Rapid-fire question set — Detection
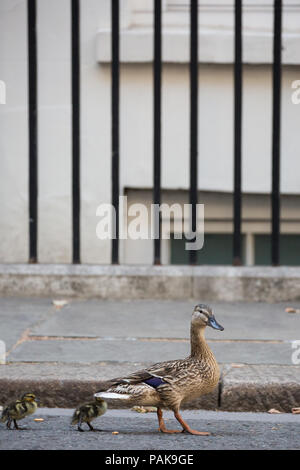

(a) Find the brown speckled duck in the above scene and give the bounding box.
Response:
[95,304,224,435]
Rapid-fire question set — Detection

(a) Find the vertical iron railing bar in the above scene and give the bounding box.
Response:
[189,0,198,265]
[28,0,38,263]
[153,0,162,265]
[233,0,242,266]
[111,0,120,264]
[271,0,282,266]
[71,0,81,264]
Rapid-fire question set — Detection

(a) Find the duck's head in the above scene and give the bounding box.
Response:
[21,393,38,403]
[192,304,224,331]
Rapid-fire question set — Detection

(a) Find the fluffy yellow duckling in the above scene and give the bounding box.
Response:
[0,393,39,430]
[71,397,107,432]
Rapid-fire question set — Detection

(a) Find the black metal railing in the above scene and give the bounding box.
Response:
[233,0,242,266]
[153,0,162,266]
[26,0,283,266]
[271,0,282,267]
[27,0,38,264]
[71,0,81,264]
[111,0,120,265]
[189,0,199,266]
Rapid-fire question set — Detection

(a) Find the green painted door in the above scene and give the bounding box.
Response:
[171,234,246,265]
[255,234,300,265]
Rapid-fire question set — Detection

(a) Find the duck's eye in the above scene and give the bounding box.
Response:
[198,312,207,322]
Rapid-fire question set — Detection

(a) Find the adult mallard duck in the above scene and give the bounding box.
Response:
[95,304,224,435]
[0,393,39,430]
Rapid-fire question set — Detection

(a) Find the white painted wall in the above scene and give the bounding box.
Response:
[80,0,111,264]
[0,0,28,262]
[0,0,299,263]
[38,0,72,263]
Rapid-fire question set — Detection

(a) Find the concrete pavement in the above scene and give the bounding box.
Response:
[0,298,300,411]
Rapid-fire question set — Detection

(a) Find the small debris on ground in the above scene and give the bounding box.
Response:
[112,431,119,435]
[34,418,44,422]
[285,307,300,314]
[231,363,245,368]
[292,408,300,414]
[131,406,157,413]
[52,300,69,310]
[268,408,282,414]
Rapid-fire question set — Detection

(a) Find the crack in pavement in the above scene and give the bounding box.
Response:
[25,336,287,343]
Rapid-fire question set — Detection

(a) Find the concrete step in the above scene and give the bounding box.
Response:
[0,363,299,413]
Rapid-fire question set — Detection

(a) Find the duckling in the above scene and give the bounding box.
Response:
[71,397,107,432]
[95,304,224,435]
[0,393,39,430]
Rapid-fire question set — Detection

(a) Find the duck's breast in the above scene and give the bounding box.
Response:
[181,358,220,401]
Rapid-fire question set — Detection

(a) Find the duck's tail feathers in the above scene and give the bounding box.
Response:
[95,377,132,393]
[0,409,8,422]
[94,392,131,400]
[71,409,81,425]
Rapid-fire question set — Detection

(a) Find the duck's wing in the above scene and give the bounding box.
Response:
[96,359,188,392]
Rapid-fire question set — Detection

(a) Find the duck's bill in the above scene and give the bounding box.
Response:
[208,316,224,331]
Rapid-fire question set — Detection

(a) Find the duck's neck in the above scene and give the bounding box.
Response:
[190,324,212,358]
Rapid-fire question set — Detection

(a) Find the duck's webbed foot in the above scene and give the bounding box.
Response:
[157,408,182,434]
[77,419,85,432]
[87,422,94,431]
[87,422,102,432]
[174,411,210,436]
[13,420,27,430]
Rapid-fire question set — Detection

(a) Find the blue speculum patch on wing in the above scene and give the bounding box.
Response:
[143,377,165,388]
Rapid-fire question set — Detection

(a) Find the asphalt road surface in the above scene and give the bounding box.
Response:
[0,409,299,450]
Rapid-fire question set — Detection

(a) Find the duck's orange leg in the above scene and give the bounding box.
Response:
[174,411,210,436]
[157,408,182,434]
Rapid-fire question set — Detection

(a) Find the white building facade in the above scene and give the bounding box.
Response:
[0,0,300,266]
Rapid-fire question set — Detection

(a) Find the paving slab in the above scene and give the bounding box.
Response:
[30,300,195,339]
[7,338,297,365]
[0,298,52,350]
[29,300,300,341]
